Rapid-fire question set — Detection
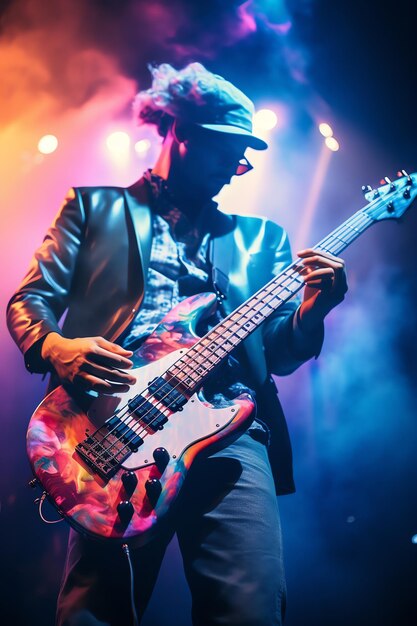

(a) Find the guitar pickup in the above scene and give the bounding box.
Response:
[128,395,168,431]
[148,377,188,412]
[106,416,144,450]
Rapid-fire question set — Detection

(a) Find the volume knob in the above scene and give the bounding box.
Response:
[153,447,170,472]
[145,478,162,504]
[117,500,134,524]
[122,471,138,496]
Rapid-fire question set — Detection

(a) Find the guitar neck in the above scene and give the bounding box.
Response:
[168,207,374,392]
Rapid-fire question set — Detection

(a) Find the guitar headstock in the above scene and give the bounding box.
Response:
[362,170,417,222]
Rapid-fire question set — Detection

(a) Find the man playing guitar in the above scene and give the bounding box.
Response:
[7,62,347,626]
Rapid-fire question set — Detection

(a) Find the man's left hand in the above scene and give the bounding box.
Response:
[296,248,348,331]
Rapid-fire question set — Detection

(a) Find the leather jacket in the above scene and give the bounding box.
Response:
[7,178,324,494]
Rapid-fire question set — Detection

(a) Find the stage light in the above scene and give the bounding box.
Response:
[106,131,130,153]
[319,122,333,138]
[38,134,58,154]
[134,139,151,155]
[325,136,340,152]
[411,534,417,544]
[254,109,278,131]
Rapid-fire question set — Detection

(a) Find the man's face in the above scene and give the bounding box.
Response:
[174,125,251,198]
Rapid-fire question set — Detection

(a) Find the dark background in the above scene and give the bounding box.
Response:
[1,1,416,625]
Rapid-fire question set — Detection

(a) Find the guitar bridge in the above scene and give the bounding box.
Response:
[75,417,143,481]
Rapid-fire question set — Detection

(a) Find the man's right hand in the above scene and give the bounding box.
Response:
[41,333,136,394]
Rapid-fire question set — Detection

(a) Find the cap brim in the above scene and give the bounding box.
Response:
[197,123,268,150]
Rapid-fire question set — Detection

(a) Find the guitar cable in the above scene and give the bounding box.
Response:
[35,493,138,624]
[122,543,140,626]
[36,491,64,524]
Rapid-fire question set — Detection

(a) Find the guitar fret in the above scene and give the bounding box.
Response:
[193,354,210,365]
[278,286,293,296]
[347,224,360,232]
[164,204,384,392]
[277,276,301,289]
[212,345,227,357]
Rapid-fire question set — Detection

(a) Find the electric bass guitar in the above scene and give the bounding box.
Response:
[27,172,416,544]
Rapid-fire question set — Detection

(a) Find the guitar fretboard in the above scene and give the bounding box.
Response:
[168,207,374,392]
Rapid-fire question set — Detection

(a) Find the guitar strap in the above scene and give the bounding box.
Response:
[209,232,233,301]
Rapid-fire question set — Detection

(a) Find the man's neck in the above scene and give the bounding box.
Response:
[168,181,210,220]
[149,171,211,222]
[151,132,213,221]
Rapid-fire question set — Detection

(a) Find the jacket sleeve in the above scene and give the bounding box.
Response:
[6,188,86,373]
[261,227,324,376]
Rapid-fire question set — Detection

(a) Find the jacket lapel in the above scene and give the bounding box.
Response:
[124,180,153,290]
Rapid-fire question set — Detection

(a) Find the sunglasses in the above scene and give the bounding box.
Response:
[235,156,254,176]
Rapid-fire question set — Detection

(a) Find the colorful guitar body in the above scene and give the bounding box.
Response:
[27,292,255,544]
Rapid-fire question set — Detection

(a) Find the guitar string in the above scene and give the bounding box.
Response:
[85,265,306,467]
[90,178,406,457]
[91,178,408,465]
[87,208,374,467]
[86,207,375,467]
[86,208,375,466]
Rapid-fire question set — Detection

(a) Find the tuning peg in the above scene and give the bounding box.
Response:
[362,185,372,195]
[383,176,396,192]
[403,187,411,199]
[398,170,413,185]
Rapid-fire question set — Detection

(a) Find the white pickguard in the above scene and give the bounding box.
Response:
[87,349,240,471]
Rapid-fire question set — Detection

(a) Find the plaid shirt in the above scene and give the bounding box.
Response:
[122,171,213,350]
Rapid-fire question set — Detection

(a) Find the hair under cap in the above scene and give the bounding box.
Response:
[133,62,267,150]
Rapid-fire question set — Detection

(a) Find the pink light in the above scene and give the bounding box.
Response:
[237,1,257,34]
